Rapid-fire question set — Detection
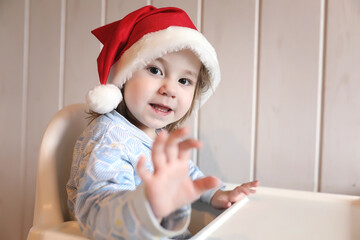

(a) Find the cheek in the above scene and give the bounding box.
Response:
[124,89,144,109]
[123,80,148,104]
[180,91,195,112]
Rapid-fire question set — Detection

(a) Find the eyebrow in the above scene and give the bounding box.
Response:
[184,69,199,78]
[154,57,199,78]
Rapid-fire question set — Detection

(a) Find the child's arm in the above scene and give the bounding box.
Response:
[136,127,220,219]
[69,122,208,239]
[210,180,259,209]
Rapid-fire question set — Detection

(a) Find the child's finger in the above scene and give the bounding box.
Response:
[178,139,202,161]
[239,180,259,193]
[228,191,246,203]
[227,186,249,202]
[193,176,220,195]
[248,188,257,194]
[164,127,189,162]
[136,156,152,183]
[242,180,260,188]
[228,181,259,202]
[152,131,168,170]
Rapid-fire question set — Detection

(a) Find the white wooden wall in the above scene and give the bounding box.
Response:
[1,0,359,239]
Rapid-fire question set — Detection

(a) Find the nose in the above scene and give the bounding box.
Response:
[159,80,176,98]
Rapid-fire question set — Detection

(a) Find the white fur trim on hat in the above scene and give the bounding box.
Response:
[108,26,221,109]
[86,84,122,114]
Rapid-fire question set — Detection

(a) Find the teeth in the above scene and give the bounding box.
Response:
[152,104,170,112]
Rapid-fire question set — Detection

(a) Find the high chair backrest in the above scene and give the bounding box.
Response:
[32,103,87,229]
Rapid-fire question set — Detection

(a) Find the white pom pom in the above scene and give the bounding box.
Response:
[86,84,122,114]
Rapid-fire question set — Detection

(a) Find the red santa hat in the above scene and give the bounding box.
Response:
[87,5,221,114]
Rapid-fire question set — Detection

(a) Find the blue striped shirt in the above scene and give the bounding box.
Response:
[66,110,215,239]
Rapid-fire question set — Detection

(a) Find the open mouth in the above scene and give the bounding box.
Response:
[150,104,173,113]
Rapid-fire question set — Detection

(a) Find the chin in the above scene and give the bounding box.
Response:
[143,122,167,131]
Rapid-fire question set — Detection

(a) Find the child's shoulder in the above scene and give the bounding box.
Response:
[87,110,151,145]
[88,110,128,136]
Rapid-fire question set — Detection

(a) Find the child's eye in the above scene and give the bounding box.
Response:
[178,78,191,86]
[147,66,163,76]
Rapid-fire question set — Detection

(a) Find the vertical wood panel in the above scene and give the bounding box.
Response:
[250,0,261,181]
[0,1,25,239]
[313,0,327,193]
[199,0,256,183]
[63,0,102,106]
[152,0,198,24]
[321,0,360,195]
[256,0,321,190]
[24,0,63,236]
[106,0,148,23]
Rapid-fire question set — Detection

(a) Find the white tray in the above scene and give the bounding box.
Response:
[190,186,360,240]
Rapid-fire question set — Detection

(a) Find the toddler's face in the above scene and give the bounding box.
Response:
[123,49,201,138]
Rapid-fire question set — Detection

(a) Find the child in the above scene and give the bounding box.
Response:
[66,5,259,240]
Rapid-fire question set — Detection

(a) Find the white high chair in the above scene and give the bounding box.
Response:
[27,103,224,240]
[26,103,360,240]
[27,103,89,240]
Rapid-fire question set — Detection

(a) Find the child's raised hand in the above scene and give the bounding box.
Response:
[136,127,220,219]
[210,180,259,209]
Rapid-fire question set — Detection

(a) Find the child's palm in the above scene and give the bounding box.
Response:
[136,128,219,218]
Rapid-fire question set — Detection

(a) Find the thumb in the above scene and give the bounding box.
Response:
[193,176,220,194]
[136,156,152,183]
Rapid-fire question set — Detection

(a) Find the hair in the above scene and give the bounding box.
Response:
[87,64,211,133]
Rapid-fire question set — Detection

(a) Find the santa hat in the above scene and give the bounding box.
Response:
[87,5,221,114]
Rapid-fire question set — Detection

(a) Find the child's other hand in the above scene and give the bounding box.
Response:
[210,180,259,209]
[136,127,220,219]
